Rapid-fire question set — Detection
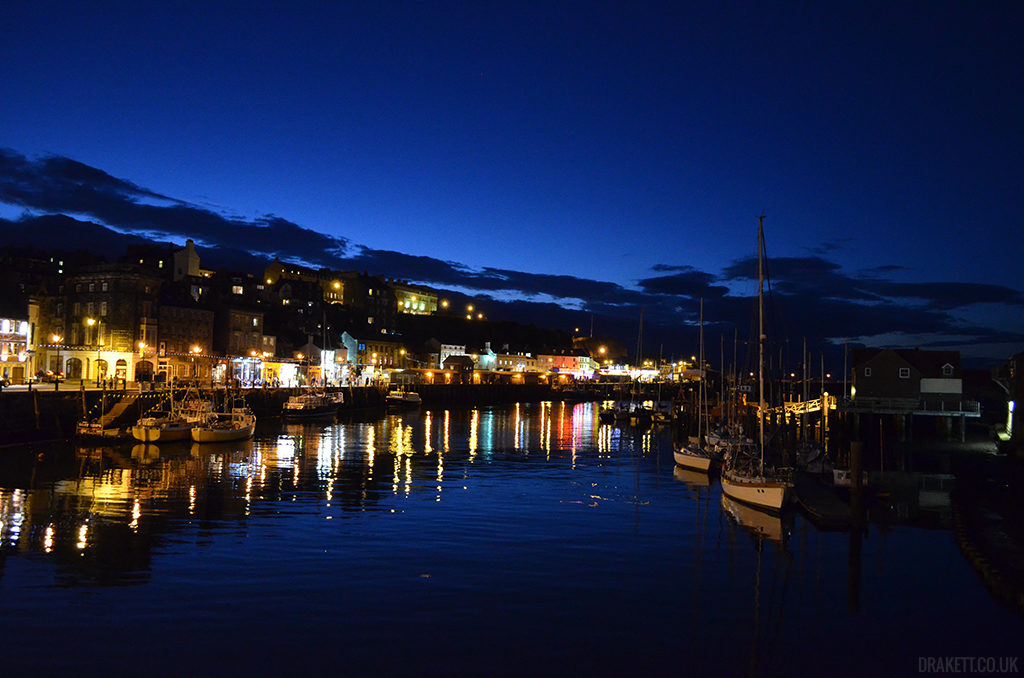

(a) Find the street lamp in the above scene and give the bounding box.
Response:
[85,318,98,382]
[191,345,202,381]
[51,334,63,384]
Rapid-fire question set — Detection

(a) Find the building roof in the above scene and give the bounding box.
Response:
[851,348,961,377]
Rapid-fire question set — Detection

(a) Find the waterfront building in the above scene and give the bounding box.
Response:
[536,349,598,379]
[31,263,165,382]
[157,298,214,383]
[469,342,497,371]
[0,317,31,384]
[495,351,540,373]
[847,348,979,441]
[442,354,476,384]
[341,331,407,384]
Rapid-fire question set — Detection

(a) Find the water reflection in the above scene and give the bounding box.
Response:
[0,396,1021,673]
[1,403,626,567]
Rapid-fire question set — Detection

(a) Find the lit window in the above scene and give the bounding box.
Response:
[232,285,243,295]
[252,318,258,327]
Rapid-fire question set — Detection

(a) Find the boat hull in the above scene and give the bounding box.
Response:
[720,471,791,513]
[132,424,192,443]
[673,448,712,472]
[191,424,255,443]
[282,405,337,420]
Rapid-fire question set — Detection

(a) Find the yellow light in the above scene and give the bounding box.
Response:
[466,314,472,320]
[296,353,304,360]
[192,345,202,353]
[477,313,483,319]
[441,300,449,308]
[52,334,62,343]
[467,304,474,312]
[86,318,96,326]
[266,278,272,284]
[333,281,340,289]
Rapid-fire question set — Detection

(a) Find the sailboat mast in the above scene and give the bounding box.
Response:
[698,298,704,440]
[758,216,766,475]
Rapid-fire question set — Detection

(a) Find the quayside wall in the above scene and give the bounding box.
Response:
[0,383,590,445]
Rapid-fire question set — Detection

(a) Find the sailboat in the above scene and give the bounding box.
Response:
[132,385,213,442]
[673,299,716,472]
[719,217,794,512]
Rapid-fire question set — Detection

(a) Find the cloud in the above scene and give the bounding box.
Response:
[2,148,1022,365]
[0,148,351,267]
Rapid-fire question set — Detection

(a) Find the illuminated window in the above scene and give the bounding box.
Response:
[232,285,243,295]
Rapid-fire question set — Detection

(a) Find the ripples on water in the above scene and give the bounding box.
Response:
[0,401,1020,677]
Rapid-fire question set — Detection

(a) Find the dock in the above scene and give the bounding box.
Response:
[794,472,852,529]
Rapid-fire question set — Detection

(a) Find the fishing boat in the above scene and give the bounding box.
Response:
[282,390,343,419]
[674,299,717,472]
[385,388,422,408]
[132,387,214,442]
[719,217,794,513]
[191,398,256,443]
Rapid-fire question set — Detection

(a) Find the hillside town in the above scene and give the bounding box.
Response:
[0,240,655,390]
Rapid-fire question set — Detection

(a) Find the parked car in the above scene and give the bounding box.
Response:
[34,370,64,383]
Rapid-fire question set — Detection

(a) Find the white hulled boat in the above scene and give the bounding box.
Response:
[385,388,422,407]
[132,387,213,442]
[192,398,255,443]
[719,217,794,513]
[673,299,716,472]
[282,390,343,419]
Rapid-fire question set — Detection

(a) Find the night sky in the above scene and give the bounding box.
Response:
[2,1,1023,366]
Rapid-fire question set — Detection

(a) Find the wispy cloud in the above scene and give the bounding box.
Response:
[2,148,1021,364]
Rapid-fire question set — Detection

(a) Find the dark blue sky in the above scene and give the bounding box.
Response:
[2,1,1023,364]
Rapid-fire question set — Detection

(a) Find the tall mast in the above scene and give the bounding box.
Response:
[758,216,766,475]
[698,298,704,440]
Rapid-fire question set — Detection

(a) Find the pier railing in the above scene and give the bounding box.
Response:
[838,396,981,417]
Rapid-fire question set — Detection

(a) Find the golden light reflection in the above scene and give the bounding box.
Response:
[514,403,521,451]
[436,442,444,501]
[44,524,54,553]
[130,498,141,531]
[189,485,196,515]
[404,454,412,496]
[424,411,433,454]
[469,409,479,460]
[367,426,376,477]
[443,410,450,454]
[77,522,89,550]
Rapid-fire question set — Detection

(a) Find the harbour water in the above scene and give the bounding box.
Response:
[1,401,1020,676]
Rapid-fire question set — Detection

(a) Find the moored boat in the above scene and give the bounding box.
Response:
[385,389,422,407]
[718,218,794,514]
[191,401,255,443]
[282,391,343,419]
[132,387,213,442]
